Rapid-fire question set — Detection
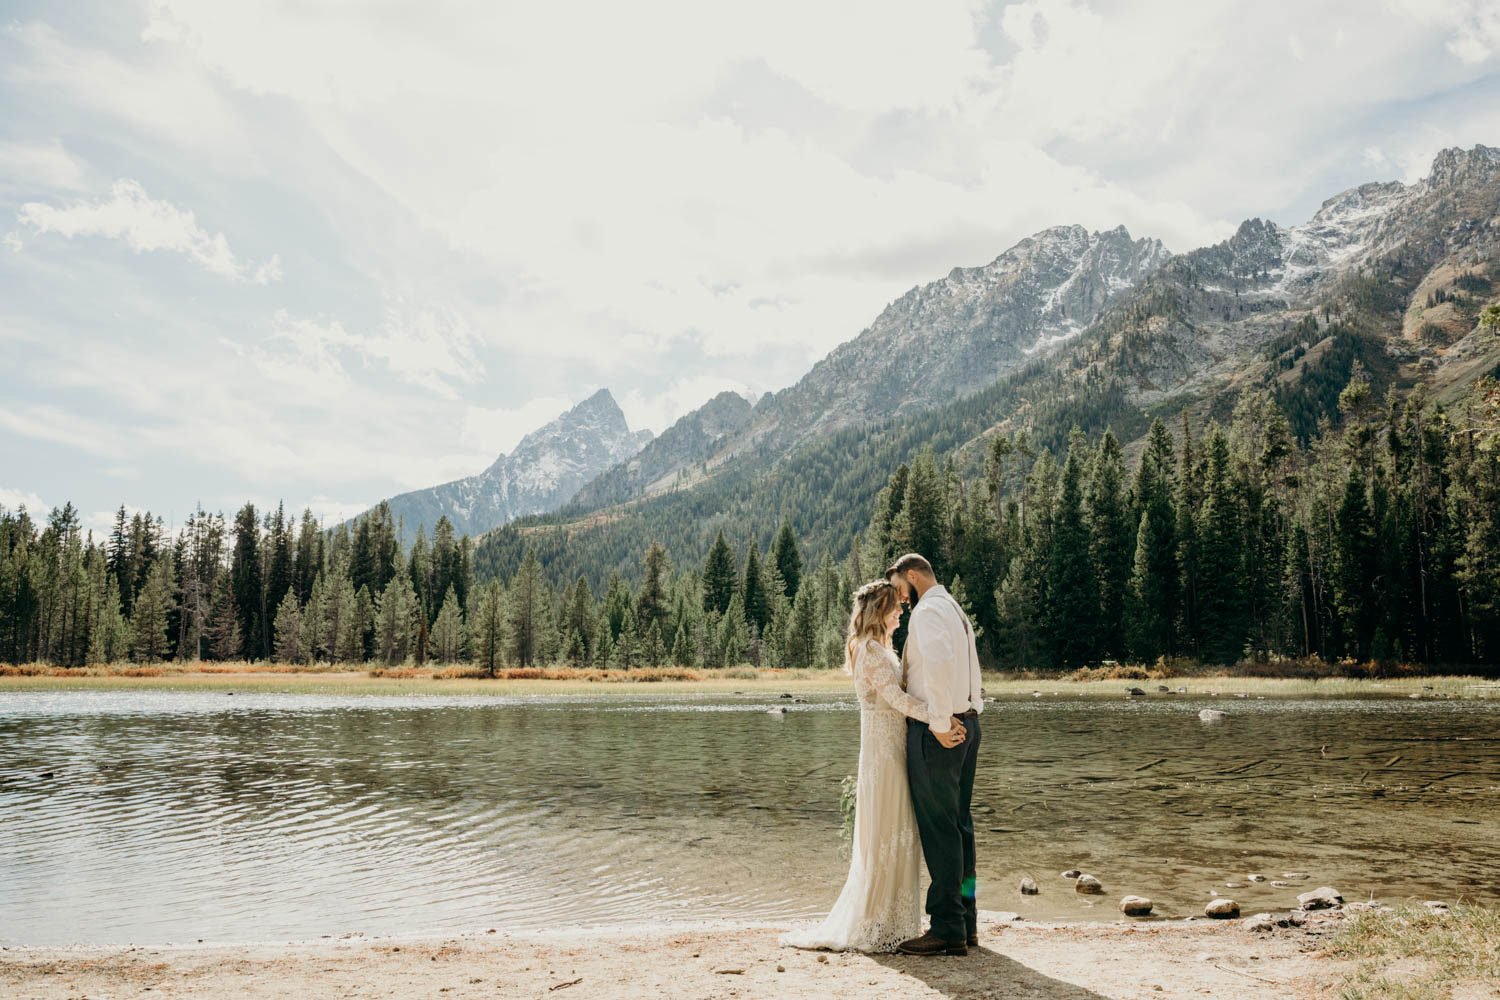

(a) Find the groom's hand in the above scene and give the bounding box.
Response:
[935,721,966,748]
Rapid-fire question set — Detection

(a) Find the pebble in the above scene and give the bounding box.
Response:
[776,965,785,973]
[817,955,828,964]
[1062,870,1082,879]
[1120,895,1153,916]
[1243,913,1276,932]
[1157,685,1170,692]
[1020,877,1039,895]
[1247,874,1266,883]
[1205,899,1240,919]
[1281,873,1310,880]
[1225,882,1245,889]
[1270,880,1290,888]
[1075,874,1105,894]
[1297,887,1343,911]
[1274,911,1308,928]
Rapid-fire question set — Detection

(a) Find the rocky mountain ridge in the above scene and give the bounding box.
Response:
[363,388,652,541]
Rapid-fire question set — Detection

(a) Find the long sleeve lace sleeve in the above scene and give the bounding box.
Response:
[857,640,944,729]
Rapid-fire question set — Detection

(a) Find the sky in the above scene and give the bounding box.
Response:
[4,0,1500,536]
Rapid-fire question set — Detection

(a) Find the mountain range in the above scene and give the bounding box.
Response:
[365,145,1500,570]
[368,389,651,540]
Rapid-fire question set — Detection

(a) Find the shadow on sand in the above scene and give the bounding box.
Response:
[872,946,1111,1000]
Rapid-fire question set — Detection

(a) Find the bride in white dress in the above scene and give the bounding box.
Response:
[781,580,965,953]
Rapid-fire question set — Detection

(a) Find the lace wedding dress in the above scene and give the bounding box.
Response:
[780,638,946,952]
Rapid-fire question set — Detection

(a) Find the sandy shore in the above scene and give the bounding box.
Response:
[2,912,1347,1000]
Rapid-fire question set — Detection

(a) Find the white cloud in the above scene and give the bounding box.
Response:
[17,179,281,282]
[0,137,87,190]
[2,232,20,252]
[1389,0,1500,63]
[7,1,1500,529]
[0,487,48,515]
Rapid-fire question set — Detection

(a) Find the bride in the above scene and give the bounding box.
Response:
[781,580,965,953]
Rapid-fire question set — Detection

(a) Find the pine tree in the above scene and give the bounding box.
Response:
[375,572,416,665]
[299,573,328,662]
[670,621,694,667]
[1197,428,1247,664]
[702,529,737,614]
[230,503,262,660]
[90,572,132,663]
[1333,464,1379,658]
[636,541,671,638]
[474,580,506,675]
[508,549,544,666]
[784,584,819,669]
[771,518,804,598]
[273,586,306,664]
[563,577,595,662]
[1086,430,1132,658]
[1125,419,1178,661]
[431,586,466,664]
[130,558,175,663]
[718,594,749,667]
[741,540,771,634]
[616,606,639,668]
[1046,439,1100,667]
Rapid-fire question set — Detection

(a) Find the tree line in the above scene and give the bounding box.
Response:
[863,372,1500,669]
[5,368,1499,671]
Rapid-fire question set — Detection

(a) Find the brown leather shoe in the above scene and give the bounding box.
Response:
[896,931,967,956]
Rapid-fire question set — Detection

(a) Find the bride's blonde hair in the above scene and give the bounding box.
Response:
[843,580,901,674]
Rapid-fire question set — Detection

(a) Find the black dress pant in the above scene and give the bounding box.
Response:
[906,714,980,941]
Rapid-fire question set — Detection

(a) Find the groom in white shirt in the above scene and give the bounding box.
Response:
[885,552,984,956]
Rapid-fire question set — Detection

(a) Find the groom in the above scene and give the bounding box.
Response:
[885,553,984,957]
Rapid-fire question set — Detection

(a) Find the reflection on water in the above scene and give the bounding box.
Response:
[1,689,1497,945]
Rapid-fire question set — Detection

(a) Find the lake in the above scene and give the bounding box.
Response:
[1,688,1497,946]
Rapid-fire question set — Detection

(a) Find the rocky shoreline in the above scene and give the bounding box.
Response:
[2,911,1346,1000]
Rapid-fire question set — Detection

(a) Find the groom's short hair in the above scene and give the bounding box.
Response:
[885,553,933,580]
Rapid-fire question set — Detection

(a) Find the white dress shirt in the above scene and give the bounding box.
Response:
[902,584,983,735]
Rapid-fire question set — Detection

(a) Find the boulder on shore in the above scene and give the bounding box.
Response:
[1119,895,1153,916]
[1019,877,1039,895]
[1243,913,1276,932]
[1297,887,1343,911]
[1205,899,1240,919]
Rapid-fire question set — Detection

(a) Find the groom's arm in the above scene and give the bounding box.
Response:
[909,604,957,736]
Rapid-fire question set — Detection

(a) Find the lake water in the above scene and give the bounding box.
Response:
[1,689,1498,946]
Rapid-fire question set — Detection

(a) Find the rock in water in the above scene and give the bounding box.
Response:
[1020,877,1039,895]
[1205,899,1240,919]
[1120,895,1153,916]
[1281,872,1310,880]
[1247,874,1266,882]
[1075,874,1104,894]
[1127,687,1147,697]
[1061,869,1082,879]
[1199,709,1228,721]
[766,707,787,715]
[1157,685,1170,692]
[1243,913,1275,933]
[1297,887,1343,910]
